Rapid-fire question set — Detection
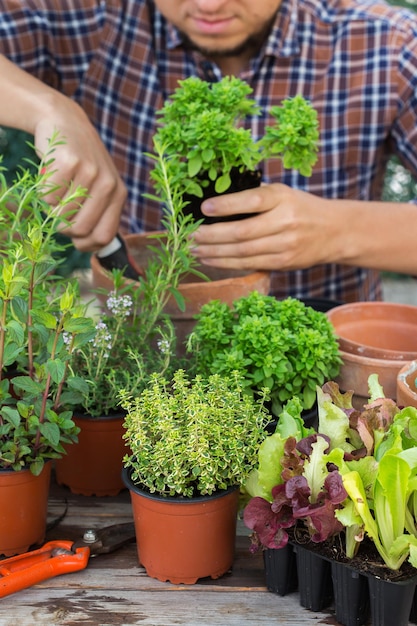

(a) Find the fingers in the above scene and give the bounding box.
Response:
[200,183,285,220]
[34,103,125,251]
[42,163,126,252]
[65,183,127,251]
[193,233,286,271]
[192,184,334,272]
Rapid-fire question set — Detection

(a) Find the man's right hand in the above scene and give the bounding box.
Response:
[0,54,125,252]
[34,96,126,252]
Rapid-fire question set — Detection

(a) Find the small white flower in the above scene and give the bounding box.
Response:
[106,291,133,318]
[157,339,170,355]
[92,320,113,352]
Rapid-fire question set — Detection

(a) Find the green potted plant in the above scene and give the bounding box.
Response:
[120,368,270,584]
[186,291,342,422]
[90,75,319,334]
[0,135,96,555]
[56,143,205,496]
[152,75,319,223]
[242,375,417,626]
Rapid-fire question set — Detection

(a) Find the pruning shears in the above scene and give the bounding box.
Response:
[0,521,136,598]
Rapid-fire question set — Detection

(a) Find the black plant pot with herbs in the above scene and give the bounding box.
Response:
[150,75,319,229]
[182,167,262,224]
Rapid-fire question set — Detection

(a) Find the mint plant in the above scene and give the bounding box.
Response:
[152,75,319,199]
[0,135,97,474]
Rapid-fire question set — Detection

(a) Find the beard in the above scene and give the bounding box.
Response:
[179,15,277,63]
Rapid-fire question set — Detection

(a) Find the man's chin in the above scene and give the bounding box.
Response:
[181,32,255,60]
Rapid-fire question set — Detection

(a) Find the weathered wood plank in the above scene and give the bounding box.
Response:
[0,587,337,626]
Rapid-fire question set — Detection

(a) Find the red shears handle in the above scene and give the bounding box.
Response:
[0,540,90,598]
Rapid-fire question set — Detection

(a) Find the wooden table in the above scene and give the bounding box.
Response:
[0,473,375,625]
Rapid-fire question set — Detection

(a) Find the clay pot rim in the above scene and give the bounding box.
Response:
[336,337,417,361]
[91,231,271,293]
[122,466,238,503]
[338,347,413,369]
[397,359,417,388]
[327,301,417,359]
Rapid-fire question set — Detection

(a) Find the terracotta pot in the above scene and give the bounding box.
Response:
[90,232,271,348]
[397,360,417,408]
[123,467,239,584]
[0,462,51,557]
[327,302,417,359]
[55,413,127,497]
[326,302,417,405]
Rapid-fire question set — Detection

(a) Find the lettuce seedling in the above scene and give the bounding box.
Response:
[243,396,313,501]
[340,448,417,570]
[244,433,347,551]
[317,374,400,459]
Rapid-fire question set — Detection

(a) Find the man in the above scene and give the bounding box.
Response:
[0,0,417,302]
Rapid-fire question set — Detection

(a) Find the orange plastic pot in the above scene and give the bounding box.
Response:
[90,232,271,349]
[123,467,239,584]
[55,413,128,497]
[327,302,417,405]
[0,462,51,557]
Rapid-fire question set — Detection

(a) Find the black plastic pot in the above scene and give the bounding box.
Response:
[331,560,369,626]
[298,297,343,313]
[182,167,262,224]
[293,544,333,611]
[409,588,417,624]
[367,571,417,626]
[263,545,298,596]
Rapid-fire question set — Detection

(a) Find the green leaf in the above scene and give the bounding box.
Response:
[188,154,203,178]
[202,148,215,163]
[29,457,45,476]
[31,309,57,330]
[169,287,186,313]
[12,376,43,395]
[39,421,61,447]
[45,358,66,384]
[6,319,25,345]
[63,317,96,334]
[0,406,21,428]
[214,173,232,194]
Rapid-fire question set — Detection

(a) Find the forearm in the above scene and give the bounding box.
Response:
[193,185,417,276]
[326,198,417,276]
[0,53,66,133]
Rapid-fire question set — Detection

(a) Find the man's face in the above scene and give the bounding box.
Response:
[154,0,281,59]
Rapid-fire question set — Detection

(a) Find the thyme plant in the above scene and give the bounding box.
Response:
[69,139,207,416]
[121,369,270,498]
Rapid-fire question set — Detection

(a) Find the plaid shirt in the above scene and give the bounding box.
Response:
[1,0,417,302]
